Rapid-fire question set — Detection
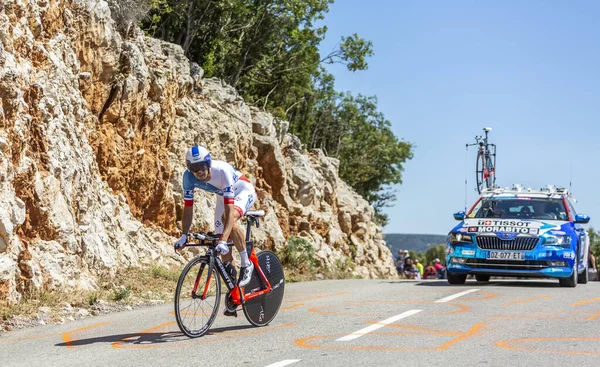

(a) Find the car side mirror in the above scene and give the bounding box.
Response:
[453,211,466,221]
[574,214,590,224]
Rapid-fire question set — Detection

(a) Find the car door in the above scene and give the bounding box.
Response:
[568,198,588,269]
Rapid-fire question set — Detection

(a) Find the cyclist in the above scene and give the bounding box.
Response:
[174,145,256,288]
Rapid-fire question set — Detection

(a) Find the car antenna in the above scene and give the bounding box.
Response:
[569,159,573,194]
[464,144,468,212]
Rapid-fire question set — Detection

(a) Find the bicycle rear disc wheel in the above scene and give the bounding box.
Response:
[174,257,221,338]
[242,250,285,327]
[475,152,485,194]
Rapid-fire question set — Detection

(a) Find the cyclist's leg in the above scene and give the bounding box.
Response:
[214,196,235,263]
[231,182,256,252]
[232,184,257,286]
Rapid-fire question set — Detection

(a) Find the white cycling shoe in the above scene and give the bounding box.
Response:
[238,262,254,287]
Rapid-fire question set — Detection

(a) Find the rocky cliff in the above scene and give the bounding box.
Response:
[0,0,395,305]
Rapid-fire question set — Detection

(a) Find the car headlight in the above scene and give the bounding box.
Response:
[543,235,571,247]
[449,233,473,244]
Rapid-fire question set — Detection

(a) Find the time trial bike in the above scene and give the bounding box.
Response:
[466,127,496,194]
[174,210,285,338]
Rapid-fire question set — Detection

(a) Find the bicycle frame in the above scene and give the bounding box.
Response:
[187,215,273,307]
[467,127,497,193]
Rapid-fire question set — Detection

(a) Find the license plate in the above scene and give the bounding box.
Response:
[487,251,525,260]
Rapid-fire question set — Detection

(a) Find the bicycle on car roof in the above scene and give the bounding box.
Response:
[466,127,497,194]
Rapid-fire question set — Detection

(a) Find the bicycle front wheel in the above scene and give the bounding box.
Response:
[174,257,221,338]
[242,250,285,327]
[475,151,485,194]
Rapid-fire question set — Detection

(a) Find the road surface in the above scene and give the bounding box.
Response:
[2,278,599,366]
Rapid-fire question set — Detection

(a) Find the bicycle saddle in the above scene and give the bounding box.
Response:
[246,210,265,217]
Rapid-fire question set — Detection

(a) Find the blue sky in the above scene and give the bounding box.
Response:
[317,0,600,235]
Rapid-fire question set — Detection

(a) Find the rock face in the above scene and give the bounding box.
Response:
[0,0,395,304]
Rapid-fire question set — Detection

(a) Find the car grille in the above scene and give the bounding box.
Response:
[465,258,549,271]
[475,236,539,251]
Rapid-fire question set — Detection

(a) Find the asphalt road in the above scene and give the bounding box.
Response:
[2,278,600,367]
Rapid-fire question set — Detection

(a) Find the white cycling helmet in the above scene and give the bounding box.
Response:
[185,145,211,172]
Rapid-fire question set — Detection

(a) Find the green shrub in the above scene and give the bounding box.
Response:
[113,287,132,301]
[281,237,316,273]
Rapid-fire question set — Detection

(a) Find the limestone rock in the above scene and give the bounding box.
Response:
[0,0,395,304]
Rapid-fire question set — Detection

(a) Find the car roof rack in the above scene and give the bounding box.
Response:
[481,184,572,198]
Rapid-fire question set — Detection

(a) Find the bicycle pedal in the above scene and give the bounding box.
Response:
[223,309,238,318]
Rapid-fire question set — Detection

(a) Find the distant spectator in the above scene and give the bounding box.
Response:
[395,249,405,276]
[403,251,412,278]
[589,249,598,281]
[414,259,424,277]
[424,266,437,279]
[433,258,446,279]
[404,256,417,279]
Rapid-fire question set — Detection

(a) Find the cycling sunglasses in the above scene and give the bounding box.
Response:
[187,160,210,173]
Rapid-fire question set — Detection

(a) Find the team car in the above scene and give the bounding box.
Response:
[446,185,591,287]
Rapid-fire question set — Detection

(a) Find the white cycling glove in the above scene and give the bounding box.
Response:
[174,234,187,250]
[215,240,229,255]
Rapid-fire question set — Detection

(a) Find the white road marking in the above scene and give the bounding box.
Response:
[435,288,480,303]
[336,309,422,342]
[264,360,301,367]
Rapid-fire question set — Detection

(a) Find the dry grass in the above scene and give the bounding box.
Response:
[0,260,361,327]
[0,264,183,323]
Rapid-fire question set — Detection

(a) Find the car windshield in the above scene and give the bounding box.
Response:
[469,197,568,221]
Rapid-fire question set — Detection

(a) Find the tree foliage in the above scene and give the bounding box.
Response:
[588,227,600,258]
[139,0,413,225]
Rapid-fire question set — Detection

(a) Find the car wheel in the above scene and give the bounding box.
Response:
[559,256,577,288]
[578,264,588,284]
[447,272,467,285]
[475,275,490,282]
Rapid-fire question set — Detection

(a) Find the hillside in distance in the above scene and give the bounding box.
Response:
[384,233,448,255]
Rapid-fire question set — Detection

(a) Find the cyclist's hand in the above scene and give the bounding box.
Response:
[174,234,187,250]
[215,240,229,255]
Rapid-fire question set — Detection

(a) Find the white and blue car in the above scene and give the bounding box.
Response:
[446,185,591,287]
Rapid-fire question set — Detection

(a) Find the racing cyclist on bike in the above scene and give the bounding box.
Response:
[174,145,256,289]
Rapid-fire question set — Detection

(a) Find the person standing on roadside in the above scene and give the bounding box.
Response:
[395,249,405,276]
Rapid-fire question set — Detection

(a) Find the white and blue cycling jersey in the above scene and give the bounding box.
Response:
[183,160,256,234]
[183,160,251,206]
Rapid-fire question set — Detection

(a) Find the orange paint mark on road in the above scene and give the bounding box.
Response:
[387,324,461,336]
[295,322,486,351]
[490,315,585,321]
[497,337,600,355]
[285,292,348,303]
[295,333,428,351]
[436,322,485,350]
[460,291,497,301]
[308,307,372,317]
[61,322,110,349]
[572,298,600,307]
[431,303,469,315]
[502,295,552,306]
[280,303,303,310]
[493,309,598,320]
[587,313,600,321]
[309,302,467,317]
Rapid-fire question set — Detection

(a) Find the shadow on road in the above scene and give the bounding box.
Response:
[382,279,562,288]
[54,324,257,347]
[412,280,561,288]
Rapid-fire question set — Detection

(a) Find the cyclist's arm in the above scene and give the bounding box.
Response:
[182,172,194,235]
[182,205,193,234]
